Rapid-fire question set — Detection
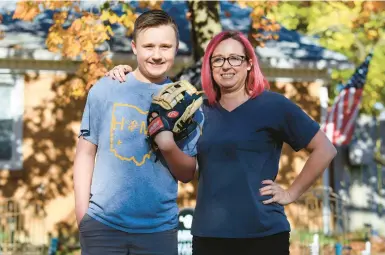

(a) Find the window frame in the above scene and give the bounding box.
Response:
[0,71,23,170]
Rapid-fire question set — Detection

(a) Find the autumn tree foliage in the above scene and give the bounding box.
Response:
[11,1,137,98]
[236,1,280,47]
[6,1,385,114]
[8,1,281,98]
[268,1,385,114]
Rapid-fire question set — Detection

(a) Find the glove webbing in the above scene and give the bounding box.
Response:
[152,83,193,110]
[173,97,203,133]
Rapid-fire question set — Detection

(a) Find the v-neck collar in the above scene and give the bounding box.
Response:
[217,97,253,113]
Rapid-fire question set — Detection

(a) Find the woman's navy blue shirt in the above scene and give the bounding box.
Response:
[191,90,320,238]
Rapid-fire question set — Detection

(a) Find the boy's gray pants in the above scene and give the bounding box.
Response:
[79,214,178,255]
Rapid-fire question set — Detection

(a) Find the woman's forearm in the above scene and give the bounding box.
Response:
[288,132,337,201]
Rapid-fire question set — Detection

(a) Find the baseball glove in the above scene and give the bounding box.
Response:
[147,80,203,149]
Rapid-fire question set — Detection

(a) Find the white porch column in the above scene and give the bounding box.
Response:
[319,80,331,235]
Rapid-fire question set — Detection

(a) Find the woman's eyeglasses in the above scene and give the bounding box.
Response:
[210,55,246,67]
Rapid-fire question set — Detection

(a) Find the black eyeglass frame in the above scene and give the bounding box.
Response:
[210,55,247,67]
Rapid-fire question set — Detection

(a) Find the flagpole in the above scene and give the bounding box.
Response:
[320,51,373,236]
[320,82,331,235]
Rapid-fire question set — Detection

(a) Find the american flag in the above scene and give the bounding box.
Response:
[322,52,373,146]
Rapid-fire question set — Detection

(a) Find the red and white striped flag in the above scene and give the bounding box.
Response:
[322,52,373,146]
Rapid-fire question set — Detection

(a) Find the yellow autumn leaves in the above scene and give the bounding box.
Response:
[11,1,140,99]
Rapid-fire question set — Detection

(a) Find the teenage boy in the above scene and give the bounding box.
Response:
[73,10,201,255]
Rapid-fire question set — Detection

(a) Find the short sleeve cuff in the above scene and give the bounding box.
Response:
[79,129,98,146]
[292,121,320,151]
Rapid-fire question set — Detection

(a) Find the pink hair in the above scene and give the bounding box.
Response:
[201,31,269,105]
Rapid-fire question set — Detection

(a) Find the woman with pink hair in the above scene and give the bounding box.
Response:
[106,31,336,254]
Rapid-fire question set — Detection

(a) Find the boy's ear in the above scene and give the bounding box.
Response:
[131,40,137,55]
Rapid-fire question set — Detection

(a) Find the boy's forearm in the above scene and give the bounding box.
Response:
[159,143,196,183]
[73,140,96,224]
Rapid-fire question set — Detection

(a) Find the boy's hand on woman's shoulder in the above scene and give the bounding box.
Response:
[105,65,133,82]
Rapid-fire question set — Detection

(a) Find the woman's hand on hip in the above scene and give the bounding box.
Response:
[259,180,294,205]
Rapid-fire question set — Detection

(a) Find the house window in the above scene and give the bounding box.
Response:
[0,72,23,170]
[0,85,13,160]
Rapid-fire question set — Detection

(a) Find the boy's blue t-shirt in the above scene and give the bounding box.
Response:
[191,91,320,238]
[79,73,202,233]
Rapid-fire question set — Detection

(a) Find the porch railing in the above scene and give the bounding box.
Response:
[0,199,47,255]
